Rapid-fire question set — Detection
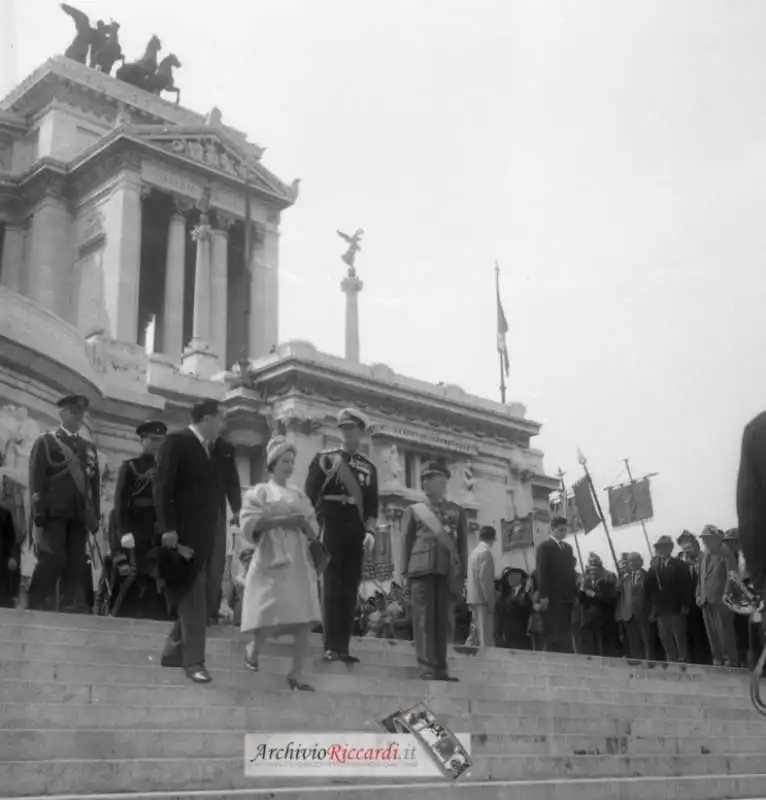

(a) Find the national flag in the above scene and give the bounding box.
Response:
[608,478,654,528]
[572,477,601,534]
[495,263,510,377]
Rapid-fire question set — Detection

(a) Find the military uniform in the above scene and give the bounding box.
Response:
[27,395,100,612]
[400,461,468,680]
[110,421,169,620]
[305,408,379,662]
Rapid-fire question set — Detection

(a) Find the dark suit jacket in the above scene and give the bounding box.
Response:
[737,411,766,588]
[210,438,242,517]
[696,550,736,607]
[535,538,577,604]
[0,507,20,603]
[645,557,690,615]
[28,429,100,524]
[154,429,236,564]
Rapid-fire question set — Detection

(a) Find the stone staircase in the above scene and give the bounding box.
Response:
[2,610,766,800]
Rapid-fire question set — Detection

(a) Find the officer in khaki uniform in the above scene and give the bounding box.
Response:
[27,394,100,612]
[400,460,468,681]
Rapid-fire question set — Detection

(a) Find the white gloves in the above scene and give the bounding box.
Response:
[363,532,375,553]
[121,533,136,550]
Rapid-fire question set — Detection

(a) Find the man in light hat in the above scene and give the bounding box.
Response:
[27,394,100,612]
[645,535,691,663]
[400,460,468,680]
[696,525,739,667]
[305,407,379,663]
[110,421,168,620]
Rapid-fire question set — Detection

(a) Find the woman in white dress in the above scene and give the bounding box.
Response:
[239,436,322,691]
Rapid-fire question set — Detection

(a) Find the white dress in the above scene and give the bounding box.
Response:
[239,479,321,635]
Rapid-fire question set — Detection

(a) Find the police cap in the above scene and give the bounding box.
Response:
[57,394,90,411]
[337,407,369,430]
[420,460,451,480]
[136,420,168,438]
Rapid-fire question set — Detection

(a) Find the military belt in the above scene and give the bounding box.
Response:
[323,494,357,505]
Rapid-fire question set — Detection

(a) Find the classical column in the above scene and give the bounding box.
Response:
[0,223,24,292]
[181,188,217,377]
[100,172,145,342]
[161,197,190,359]
[341,267,364,364]
[210,212,233,369]
[27,194,72,317]
[248,223,279,359]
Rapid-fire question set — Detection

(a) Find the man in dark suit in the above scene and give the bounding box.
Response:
[400,460,468,681]
[27,394,100,612]
[154,399,227,683]
[617,552,654,660]
[305,408,379,664]
[0,505,20,608]
[535,516,577,653]
[645,535,691,663]
[206,435,242,625]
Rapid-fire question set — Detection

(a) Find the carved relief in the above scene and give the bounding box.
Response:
[168,136,254,181]
[87,337,148,390]
[0,404,41,488]
[380,444,403,486]
[216,211,236,232]
[460,462,476,497]
[171,194,194,215]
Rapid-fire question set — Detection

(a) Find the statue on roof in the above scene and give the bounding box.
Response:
[116,35,162,92]
[60,4,124,75]
[337,228,364,271]
[60,3,95,64]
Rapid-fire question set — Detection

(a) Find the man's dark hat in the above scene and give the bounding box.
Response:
[136,420,167,438]
[502,565,528,579]
[57,394,90,411]
[654,534,674,548]
[420,460,451,480]
[677,530,697,546]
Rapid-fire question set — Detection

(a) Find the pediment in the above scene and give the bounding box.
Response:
[132,128,295,201]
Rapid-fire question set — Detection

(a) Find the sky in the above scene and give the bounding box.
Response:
[4,0,766,565]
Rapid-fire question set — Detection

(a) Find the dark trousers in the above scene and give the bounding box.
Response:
[410,574,450,673]
[687,605,712,665]
[544,601,574,653]
[28,518,88,611]
[161,561,208,668]
[657,612,688,662]
[321,522,363,655]
[701,603,739,666]
[625,615,655,660]
[206,511,227,624]
[113,573,170,621]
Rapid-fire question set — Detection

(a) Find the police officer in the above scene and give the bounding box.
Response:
[27,394,100,612]
[110,420,168,619]
[305,408,378,663]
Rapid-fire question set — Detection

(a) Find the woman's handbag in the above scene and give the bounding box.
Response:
[308,538,331,574]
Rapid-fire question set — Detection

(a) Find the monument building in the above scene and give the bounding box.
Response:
[0,53,556,591]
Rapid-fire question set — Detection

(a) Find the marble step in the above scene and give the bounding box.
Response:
[0,639,748,698]
[3,753,766,795]
[0,657,754,709]
[7,727,760,761]
[6,700,766,738]
[12,776,766,800]
[0,678,752,722]
[0,608,740,678]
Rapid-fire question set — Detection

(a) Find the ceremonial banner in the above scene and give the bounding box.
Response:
[500,514,533,552]
[572,477,601,534]
[566,495,584,534]
[608,478,654,528]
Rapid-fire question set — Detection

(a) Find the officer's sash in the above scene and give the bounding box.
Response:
[411,502,463,596]
[322,453,365,526]
[44,434,98,532]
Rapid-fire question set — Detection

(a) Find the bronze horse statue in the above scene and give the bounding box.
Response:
[148,54,182,105]
[115,35,162,92]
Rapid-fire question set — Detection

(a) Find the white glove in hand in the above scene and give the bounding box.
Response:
[363,532,375,552]
[219,600,234,625]
[121,533,136,550]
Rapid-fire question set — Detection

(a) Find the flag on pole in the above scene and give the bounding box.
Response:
[608,478,654,528]
[572,477,601,534]
[495,262,510,376]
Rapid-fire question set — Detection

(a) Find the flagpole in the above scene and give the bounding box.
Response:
[557,468,584,573]
[624,458,653,561]
[495,262,507,405]
[577,451,620,573]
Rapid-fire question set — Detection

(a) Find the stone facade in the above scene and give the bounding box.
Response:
[0,56,556,585]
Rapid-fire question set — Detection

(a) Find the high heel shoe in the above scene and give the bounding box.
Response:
[244,646,259,671]
[287,676,315,691]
